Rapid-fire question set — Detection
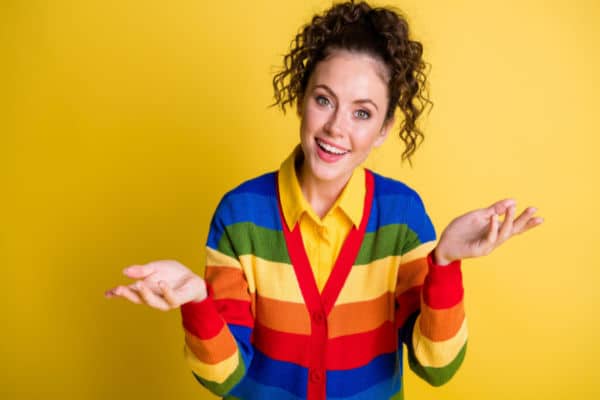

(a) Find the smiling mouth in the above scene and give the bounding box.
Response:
[316,138,350,155]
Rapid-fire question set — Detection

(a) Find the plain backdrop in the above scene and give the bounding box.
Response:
[2,0,599,399]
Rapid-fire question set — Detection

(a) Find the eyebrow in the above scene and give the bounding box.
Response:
[313,84,379,111]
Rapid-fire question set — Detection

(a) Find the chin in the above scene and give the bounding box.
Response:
[309,160,350,184]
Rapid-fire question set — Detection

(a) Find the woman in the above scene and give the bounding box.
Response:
[105,2,543,399]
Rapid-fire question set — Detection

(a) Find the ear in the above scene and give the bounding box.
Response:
[373,116,395,148]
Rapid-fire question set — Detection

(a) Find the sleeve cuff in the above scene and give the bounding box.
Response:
[423,249,464,309]
[180,285,225,340]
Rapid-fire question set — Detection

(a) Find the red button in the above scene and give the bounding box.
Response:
[310,368,323,383]
[312,310,325,325]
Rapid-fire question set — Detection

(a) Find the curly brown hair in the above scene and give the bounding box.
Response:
[272,0,432,165]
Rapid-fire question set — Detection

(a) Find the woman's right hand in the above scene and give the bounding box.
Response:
[104,260,207,311]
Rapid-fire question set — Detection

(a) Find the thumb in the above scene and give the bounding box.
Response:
[123,264,154,279]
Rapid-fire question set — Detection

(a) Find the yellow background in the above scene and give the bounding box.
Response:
[2,0,599,399]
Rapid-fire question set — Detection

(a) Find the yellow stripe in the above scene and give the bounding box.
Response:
[400,241,436,264]
[412,315,468,368]
[184,344,240,384]
[238,254,304,303]
[206,247,241,270]
[337,255,401,304]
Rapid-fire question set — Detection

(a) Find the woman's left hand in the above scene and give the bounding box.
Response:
[433,198,544,265]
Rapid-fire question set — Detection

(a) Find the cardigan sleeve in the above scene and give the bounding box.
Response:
[396,194,467,387]
[179,196,255,396]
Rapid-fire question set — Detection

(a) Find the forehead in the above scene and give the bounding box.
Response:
[307,50,389,102]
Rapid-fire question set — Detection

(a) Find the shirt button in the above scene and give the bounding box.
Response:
[310,368,323,383]
[312,310,325,325]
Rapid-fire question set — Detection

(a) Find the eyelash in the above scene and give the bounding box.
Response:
[315,95,371,120]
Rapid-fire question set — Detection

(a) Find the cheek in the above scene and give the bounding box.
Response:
[301,107,327,134]
[352,127,381,150]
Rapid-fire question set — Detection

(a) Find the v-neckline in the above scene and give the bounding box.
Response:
[276,170,375,317]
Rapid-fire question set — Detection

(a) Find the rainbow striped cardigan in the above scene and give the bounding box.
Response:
[180,170,467,400]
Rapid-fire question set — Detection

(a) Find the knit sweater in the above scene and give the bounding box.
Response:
[180,169,467,400]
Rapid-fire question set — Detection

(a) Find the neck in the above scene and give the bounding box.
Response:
[297,162,351,219]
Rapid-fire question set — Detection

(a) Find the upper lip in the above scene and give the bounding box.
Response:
[316,137,350,152]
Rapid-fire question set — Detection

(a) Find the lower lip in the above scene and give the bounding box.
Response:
[316,141,348,163]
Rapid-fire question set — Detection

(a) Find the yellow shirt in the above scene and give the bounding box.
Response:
[277,146,365,292]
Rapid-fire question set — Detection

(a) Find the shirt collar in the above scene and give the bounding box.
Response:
[278,145,365,230]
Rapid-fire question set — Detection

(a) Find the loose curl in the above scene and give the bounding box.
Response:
[272,0,433,165]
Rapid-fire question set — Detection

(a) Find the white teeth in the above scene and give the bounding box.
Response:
[316,139,348,155]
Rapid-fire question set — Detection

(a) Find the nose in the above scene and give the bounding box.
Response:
[324,109,345,137]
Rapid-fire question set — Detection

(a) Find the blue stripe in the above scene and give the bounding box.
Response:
[244,350,308,398]
[228,172,277,197]
[327,352,399,396]
[371,171,416,197]
[230,376,304,400]
[329,375,401,400]
[206,192,283,249]
[367,176,436,242]
[229,325,253,368]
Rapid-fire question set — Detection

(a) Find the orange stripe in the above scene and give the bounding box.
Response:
[418,301,465,341]
[205,266,250,301]
[184,326,237,364]
[396,257,428,295]
[255,295,311,335]
[329,293,395,338]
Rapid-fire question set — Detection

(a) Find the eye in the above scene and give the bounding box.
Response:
[354,109,371,120]
[315,95,330,106]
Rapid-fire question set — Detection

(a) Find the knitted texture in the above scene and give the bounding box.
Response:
[180,170,466,400]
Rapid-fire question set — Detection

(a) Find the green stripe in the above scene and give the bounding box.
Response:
[356,224,421,264]
[407,342,467,387]
[218,222,291,263]
[192,352,246,396]
[390,386,404,400]
[219,222,423,266]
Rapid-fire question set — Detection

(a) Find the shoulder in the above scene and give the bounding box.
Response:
[211,171,281,230]
[369,169,425,206]
[223,171,278,199]
[366,170,434,238]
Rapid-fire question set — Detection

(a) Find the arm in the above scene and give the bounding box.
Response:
[398,196,543,386]
[396,195,467,386]
[180,197,255,396]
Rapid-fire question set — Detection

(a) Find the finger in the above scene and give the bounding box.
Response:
[123,264,155,279]
[487,198,516,216]
[107,285,143,304]
[159,281,181,307]
[482,213,499,254]
[497,205,516,243]
[135,281,172,311]
[521,216,544,233]
[513,206,537,234]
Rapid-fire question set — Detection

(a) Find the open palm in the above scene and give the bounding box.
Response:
[104,260,206,310]
[434,198,544,265]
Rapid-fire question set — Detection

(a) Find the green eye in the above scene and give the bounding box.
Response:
[316,96,329,106]
[355,110,370,119]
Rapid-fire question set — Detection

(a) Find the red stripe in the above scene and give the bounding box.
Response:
[423,251,464,309]
[326,321,397,369]
[252,322,310,366]
[395,285,422,329]
[252,321,396,370]
[180,296,225,340]
[213,298,254,328]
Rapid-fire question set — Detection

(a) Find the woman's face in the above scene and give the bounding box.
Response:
[298,50,394,187]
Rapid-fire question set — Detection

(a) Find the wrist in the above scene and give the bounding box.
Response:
[191,279,208,303]
[433,247,453,266]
